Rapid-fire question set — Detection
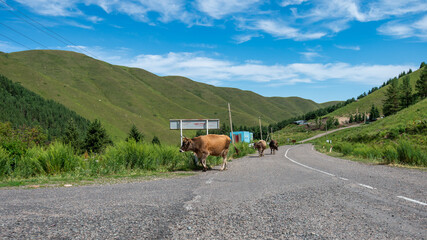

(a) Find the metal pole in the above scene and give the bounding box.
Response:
[259,117,263,140]
[180,119,183,146]
[206,119,209,135]
[228,103,234,144]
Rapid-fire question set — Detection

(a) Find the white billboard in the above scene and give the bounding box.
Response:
[169,119,220,130]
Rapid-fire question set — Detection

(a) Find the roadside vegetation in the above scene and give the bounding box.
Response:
[0,137,255,187]
[272,63,427,168]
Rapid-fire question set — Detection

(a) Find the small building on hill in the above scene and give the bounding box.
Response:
[294,120,308,125]
[230,131,253,143]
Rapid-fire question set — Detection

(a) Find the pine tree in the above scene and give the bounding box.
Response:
[63,118,80,151]
[415,67,427,99]
[399,76,413,109]
[369,104,380,121]
[152,136,161,145]
[383,79,400,116]
[126,124,144,142]
[349,115,354,123]
[83,119,112,153]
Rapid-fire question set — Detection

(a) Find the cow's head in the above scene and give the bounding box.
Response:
[180,137,193,152]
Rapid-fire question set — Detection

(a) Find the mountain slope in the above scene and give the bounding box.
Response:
[327,69,421,118]
[0,50,333,144]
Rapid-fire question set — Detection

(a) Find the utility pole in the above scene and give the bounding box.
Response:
[259,116,263,140]
[228,103,234,144]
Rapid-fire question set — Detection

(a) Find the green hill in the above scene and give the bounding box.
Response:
[326,69,421,118]
[0,74,90,139]
[312,99,427,166]
[0,50,332,144]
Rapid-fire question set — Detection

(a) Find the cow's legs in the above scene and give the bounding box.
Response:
[199,152,208,172]
[220,149,229,171]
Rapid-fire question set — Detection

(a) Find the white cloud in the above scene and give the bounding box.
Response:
[13,0,427,41]
[195,0,261,19]
[241,19,326,40]
[15,0,82,16]
[335,45,360,50]
[124,51,415,86]
[233,33,261,44]
[299,51,321,61]
[280,0,307,8]
[378,15,427,40]
[0,40,27,52]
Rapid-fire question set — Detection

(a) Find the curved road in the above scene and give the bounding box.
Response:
[1,144,426,239]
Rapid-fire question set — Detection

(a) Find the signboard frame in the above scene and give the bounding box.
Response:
[169,119,220,146]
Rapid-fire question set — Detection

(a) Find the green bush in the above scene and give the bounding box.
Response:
[102,140,194,173]
[396,140,426,166]
[335,142,353,155]
[0,147,11,178]
[38,142,83,174]
[382,145,398,164]
[14,147,45,178]
[352,144,382,160]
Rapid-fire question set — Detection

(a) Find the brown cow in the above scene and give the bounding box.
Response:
[180,134,232,172]
[269,140,279,155]
[253,140,267,157]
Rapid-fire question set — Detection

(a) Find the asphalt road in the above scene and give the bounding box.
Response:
[1,144,426,239]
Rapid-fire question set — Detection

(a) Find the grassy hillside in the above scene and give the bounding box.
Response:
[0,50,331,145]
[326,69,421,118]
[0,74,90,139]
[312,99,427,166]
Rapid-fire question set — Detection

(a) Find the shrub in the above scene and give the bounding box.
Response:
[0,147,11,178]
[396,140,426,166]
[38,142,83,174]
[102,141,194,173]
[382,145,398,164]
[335,142,353,155]
[14,147,45,178]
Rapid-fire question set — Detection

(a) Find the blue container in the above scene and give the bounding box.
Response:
[230,131,253,143]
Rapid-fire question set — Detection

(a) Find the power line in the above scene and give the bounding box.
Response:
[0,22,50,49]
[0,0,99,59]
[0,32,31,50]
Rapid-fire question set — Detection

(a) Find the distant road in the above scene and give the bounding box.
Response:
[299,124,361,143]
[0,144,425,239]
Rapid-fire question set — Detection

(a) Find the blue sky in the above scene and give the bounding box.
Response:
[0,0,426,103]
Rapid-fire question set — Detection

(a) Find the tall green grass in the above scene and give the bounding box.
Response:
[0,140,256,180]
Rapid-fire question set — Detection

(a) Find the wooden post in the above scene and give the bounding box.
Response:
[206,119,209,135]
[228,103,234,144]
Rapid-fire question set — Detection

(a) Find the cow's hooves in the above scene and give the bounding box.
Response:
[203,169,207,172]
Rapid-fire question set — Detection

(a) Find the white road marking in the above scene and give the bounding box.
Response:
[285,148,335,177]
[358,183,375,190]
[397,196,427,206]
[339,177,349,181]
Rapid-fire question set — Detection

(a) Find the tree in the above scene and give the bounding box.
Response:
[62,119,80,152]
[326,118,335,130]
[420,62,426,69]
[369,104,380,121]
[349,115,354,123]
[315,116,322,129]
[83,119,112,153]
[399,76,413,109]
[126,124,144,142]
[415,67,427,99]
[152,136,161,145]
[383,79,400,116]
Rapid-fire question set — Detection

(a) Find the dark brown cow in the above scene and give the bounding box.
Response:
[269,140,279,155]
[180,134,232,171]
[253,140,267,157]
